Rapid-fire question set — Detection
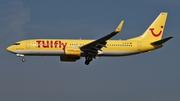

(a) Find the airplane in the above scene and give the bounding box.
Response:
[7,12,173,65]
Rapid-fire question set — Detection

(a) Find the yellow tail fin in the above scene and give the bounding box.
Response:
[129,12,168,41]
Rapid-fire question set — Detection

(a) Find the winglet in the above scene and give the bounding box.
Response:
[114,20,124,33]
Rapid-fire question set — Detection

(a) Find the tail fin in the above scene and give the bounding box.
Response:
[129,12,168,41]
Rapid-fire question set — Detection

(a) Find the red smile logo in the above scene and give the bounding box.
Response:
[149,26,164,37]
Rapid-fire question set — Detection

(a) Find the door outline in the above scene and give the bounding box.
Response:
[137,42,141,51]
[26,41,30,49]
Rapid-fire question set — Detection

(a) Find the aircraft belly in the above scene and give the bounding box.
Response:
[101,50,139,56]
[11,49,139,56]
[12,50,65,55]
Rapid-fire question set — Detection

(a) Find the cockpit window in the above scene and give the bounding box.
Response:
[13,43,20,45]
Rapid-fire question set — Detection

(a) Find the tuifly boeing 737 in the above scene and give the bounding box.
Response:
[7,12,173,65]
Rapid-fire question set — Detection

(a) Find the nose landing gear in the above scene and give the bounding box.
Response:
[22,58,26,62]
[16,54,25,62]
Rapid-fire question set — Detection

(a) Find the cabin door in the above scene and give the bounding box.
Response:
[137,42,141,51]
[26,41,30,49]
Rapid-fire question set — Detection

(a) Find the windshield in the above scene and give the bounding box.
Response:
[13,43,20,45]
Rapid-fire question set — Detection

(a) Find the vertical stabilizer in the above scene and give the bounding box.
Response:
[129,12,168,41]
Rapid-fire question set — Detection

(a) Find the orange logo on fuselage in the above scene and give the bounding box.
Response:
[36,40,67,50]
[149,25,164,37]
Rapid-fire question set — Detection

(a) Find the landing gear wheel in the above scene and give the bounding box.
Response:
[22,58,26,62]
[87,57,92,61]
[85,60,90,65]
[85,55,93,65]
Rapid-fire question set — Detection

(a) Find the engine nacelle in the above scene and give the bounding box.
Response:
[60,56,80,62]
[64,48,81,56]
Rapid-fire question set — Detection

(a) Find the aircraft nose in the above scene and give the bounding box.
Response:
[6,45,13,52]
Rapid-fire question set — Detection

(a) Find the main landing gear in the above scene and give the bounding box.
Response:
[85,55,93,65]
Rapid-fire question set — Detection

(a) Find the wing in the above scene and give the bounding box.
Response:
[80,20,124,57]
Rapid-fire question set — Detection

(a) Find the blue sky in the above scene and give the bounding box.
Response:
[0,0,180,101]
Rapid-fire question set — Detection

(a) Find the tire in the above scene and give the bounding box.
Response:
[85,60,90,65]
[22,58,25,62]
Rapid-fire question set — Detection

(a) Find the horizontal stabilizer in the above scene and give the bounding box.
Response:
[151,36,173,45]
